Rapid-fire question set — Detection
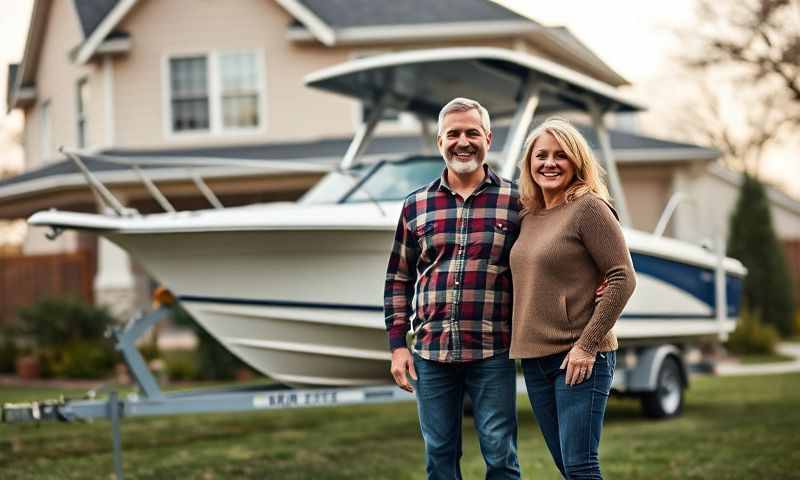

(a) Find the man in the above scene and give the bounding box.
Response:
[384,97,521,479]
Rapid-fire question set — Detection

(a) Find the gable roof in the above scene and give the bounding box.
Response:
[291,0,531,28]
[9,0,627,105]
[280,1,628,86]
[9,0,129,110]
[544,27,627,86]
[279,0,538,48]
[73,0,121,38]
[72,0,137,64]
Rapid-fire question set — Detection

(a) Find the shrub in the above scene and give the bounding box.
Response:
[727,174,795,336]
[795,310,800,339]
[15,297,117,378]
[43,341,117,379]
[0,330,18,374]
[16,296,115,347]
[163,349,199,381]
[725,309,779,355]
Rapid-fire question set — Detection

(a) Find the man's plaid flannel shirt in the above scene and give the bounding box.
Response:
[384,165,521,362]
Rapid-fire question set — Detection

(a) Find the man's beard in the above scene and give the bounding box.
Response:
[445,153,482,174]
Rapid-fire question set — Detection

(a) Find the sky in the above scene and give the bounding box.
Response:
[495,0,799,196]
[0,0,795,193]
[494,0,698,84]
[0,0,32,175]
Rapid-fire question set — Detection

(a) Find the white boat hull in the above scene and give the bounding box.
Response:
[108,224,743,386]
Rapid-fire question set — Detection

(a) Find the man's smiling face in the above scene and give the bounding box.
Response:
[437,109,492,175]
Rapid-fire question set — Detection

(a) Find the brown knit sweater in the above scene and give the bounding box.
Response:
[509,193,636,358]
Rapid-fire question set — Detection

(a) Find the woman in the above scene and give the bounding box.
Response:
[510,117,636,479]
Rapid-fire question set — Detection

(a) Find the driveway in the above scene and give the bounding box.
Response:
[716,342,800,376]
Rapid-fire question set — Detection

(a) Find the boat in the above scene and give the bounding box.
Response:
[28,48,745,387]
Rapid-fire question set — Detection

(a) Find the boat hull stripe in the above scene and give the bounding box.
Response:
[178,295,383,312]
[178,295,737,319]
[631,252,743,316]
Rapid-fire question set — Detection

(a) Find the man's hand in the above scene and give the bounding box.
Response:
[390,347,417,392]
[560,345,595,386]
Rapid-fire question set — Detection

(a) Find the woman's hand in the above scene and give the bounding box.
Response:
[560,345,595,386]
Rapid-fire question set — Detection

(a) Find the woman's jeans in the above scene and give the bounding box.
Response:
[412,352,521,480]
[521,350,616,480]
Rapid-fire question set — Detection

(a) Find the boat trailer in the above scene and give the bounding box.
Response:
[1,292,414,479]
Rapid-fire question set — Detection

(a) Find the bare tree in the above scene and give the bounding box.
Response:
[678,0,799,176]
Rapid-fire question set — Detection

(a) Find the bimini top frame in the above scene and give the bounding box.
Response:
[305,47,643,120]
[305,47,644,226]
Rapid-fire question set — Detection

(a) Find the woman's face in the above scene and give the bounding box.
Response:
[530,132,577,200]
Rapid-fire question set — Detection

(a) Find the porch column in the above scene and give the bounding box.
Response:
[93,191,138,322]
[94,237,138,323]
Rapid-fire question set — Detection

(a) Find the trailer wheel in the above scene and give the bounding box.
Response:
[641,356,684,418]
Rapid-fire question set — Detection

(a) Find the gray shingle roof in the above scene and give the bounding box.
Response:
[295,0,533,28]
[0,126,717,191]
[73,0,121,38]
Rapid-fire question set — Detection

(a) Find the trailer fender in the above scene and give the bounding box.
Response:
[625,345,687,392]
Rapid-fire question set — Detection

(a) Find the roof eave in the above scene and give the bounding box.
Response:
[611,148,720,163]
[276,0,336,46]
[94,36,132,56]
[13,0,50,105]
[9,86,37,112]
[525,28,630,87]
[73,0,138,65]
[708,163,800,215]
[287,21,539,46]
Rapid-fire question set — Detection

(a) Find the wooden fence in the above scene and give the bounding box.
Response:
[0,252,95,326]
[783,240,800,302]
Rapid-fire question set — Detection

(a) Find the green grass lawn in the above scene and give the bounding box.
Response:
[2,373,799,479]
[738,352,795,364]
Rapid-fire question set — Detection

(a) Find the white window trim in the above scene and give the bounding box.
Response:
[39,99,51,162]
[349,50,418,131]
[162,48,267,140]
[76,77,89,149]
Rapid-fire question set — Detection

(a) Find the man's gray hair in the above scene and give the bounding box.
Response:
[437,97,491,136]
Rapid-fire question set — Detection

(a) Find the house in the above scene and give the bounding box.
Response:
[2,0,800,322]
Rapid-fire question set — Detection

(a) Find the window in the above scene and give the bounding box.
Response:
[167,50,263,135]
[219,52,260,128]
[76,78,89,147]
[169,56,210,132]
[40,100,51,160]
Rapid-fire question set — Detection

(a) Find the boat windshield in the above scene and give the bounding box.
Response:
[300,156,444,204]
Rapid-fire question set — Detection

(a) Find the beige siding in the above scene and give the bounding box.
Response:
[689,171,800,243]
[619,164,673,234]
[114,0,348,147]
[113,0,517,148]
[22,106,41,170]
[23,0,106,168]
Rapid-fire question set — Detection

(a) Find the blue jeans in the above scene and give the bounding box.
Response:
[521,350,616,480]
[412,353,521,480]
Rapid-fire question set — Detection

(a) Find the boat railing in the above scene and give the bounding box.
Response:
[654,190,730,341]
[59,147,333,217]
[653,191,693,238]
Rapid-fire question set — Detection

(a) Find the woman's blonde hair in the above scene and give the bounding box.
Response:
[518,117,609,212]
